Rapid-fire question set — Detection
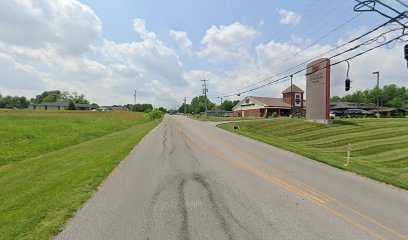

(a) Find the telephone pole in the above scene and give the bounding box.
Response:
[201,79,208,116]
[372,71,380,117]
[290,75,293,118]
[133,89,137,105]
[183,97,187,115]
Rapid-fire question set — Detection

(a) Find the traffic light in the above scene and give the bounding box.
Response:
[345,79,351,91]
[405,44,408,68]
[405,44,408,61]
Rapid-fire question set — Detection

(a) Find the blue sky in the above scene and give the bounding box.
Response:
[0,0,406,108]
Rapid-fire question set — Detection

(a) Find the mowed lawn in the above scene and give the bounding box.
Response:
[219,118,408,190]
[0,110,162,240]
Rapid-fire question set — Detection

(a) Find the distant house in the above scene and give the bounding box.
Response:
[368,107,406,117]
[231,84,305,117]
[330,102,377,111]
[111,105,128,111]
[29,102,93,111]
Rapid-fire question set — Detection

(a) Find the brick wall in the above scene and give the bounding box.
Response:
[232,109,262,117]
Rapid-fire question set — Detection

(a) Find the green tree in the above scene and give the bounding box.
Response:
[189,96,215,114]
[67,100,76,110]
[158,107,167,113]
[70,92,90,104]
[31,90,62,103]
[178,103,192,113]
[0,94,30,108]
[131,103,153,112]
[331,84,408,110]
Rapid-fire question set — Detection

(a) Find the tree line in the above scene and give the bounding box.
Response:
[178,96,240,114]
[331,84,408,109]
[0,90,94,109]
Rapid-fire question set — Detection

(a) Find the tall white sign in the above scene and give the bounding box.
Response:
[306,58,331,124]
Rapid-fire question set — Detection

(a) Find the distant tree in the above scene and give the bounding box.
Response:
[70,92,90,104]
[178,103,192,113]
[67,100,76,110]
[219,100,239,111]
[158,107,167,113]
[91,103,99,108]
[30,90,90,104]
[189,96,216,114]
[131,103,153,112]
[31,90,62,103]
[0,94,30,108]
[331,84,408,110]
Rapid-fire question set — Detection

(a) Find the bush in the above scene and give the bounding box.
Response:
[148,109,164,120]
[67,100,76,110]
[271,112,278,118]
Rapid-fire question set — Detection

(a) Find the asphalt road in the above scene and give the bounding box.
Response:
[57,115,408,240]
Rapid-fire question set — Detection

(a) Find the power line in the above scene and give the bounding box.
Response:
[394,0,408,8]
[216,11,406,98]
[223,1,355,95]
[217,31,406,98]
[218,12,362,96]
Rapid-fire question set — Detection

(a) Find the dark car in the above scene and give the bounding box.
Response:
[344,109,375,117]
[330,111,344,117]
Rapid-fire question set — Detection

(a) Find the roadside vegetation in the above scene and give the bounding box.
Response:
[0,110,162,240]
[219,118,408,190]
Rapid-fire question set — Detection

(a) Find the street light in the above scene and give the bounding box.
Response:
[372,71,380,117]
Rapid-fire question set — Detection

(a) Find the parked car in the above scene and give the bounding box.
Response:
[330,111,343,118]
[344,109,375,117]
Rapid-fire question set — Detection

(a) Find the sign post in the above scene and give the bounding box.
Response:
[306,58,331,124]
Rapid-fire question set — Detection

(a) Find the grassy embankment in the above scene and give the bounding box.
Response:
[0,110,162,240]
[219,118,408,190]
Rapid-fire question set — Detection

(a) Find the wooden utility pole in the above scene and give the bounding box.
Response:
[201,79,208,116]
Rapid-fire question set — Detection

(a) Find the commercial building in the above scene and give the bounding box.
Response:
[29,102,93,110]
[231,85,305,117]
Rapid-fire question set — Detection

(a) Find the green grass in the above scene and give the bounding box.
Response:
[219,118,408,190]
[191,116,263,122]
[0,110,162,240]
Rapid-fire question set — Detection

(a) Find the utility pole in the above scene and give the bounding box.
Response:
[290,75,293,118]
[219,97,223,106]
[201,79,208,117]
[183,97,187,115]
[372,71,380,117]
[134,89,137,105]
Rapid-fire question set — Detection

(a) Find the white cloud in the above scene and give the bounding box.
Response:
[169,30,192,54]
[199,22,256,62]
[277,9,301,26]
[0,1,186,106]
[0,1,406,109]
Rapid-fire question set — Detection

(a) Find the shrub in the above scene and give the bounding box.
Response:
[271,112,278,118]
[148,109,164,120]
[67,100,76,110]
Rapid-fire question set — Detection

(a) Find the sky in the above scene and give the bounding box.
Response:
[0,0,407,108]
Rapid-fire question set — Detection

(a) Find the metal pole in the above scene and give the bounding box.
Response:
[345,143,352,167]
[372,71,380,117]
[134,89,137,105]
[184,97,187,115]
[290,75,293,118]
[201,79,208,117]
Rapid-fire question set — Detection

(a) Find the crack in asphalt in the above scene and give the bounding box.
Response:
[145,121,257,240]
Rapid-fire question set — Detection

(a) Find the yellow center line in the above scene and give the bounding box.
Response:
[199,128,408,240]
[183,122,407,240]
